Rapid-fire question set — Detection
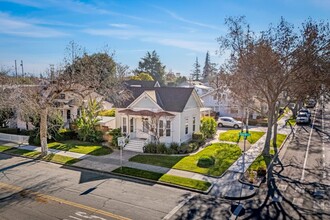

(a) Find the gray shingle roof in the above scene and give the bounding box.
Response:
[116,87,195,112]
[125,80,158,88]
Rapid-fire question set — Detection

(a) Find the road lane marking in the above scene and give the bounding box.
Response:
[0,182,131,220]
[301,104,318,181]
[162,194,195,220]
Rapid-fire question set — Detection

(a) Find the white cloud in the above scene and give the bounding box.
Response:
[109,23,136,28]
[143,37,217,53]
[0,12,68,38]
[154,6,222,31]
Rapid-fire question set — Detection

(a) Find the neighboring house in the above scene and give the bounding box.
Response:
[96,116,116,132]
[115,87,203,152]
[53,91,113,128]
[125,80,160,88]
[201,89,244,118]
[201,89,268,119]
[178,80,212,96]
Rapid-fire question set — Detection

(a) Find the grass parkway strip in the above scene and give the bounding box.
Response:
[0,146,81,165]
[112,167,211,191]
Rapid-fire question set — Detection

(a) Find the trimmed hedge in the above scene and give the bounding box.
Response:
[197,156,215,168]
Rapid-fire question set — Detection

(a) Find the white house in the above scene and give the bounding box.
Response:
[200,89,244,118]
[201,89,268,119]
[115,87,203,152]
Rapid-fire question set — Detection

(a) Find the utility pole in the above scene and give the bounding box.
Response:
[20,60,24,77]
[14,60,18,78]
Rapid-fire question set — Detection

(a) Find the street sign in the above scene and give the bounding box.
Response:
[117,137,125,147]
[239,132,251,137]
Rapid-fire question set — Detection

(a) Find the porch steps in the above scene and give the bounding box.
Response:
[124,139,145,153]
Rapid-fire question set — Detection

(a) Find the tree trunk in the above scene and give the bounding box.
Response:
[263,102,275,156]
[273,107,278,152]
[40,107,48,156]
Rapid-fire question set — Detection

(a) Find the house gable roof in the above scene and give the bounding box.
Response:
[116,87,196,112]
[128,90,163,111]
[125,80,159,88]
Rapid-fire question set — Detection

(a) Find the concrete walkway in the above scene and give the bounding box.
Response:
[1,112,293,198]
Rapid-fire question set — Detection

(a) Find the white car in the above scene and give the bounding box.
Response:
[299,108,311,118]
[296,112,310,124]
[217,117,243,128]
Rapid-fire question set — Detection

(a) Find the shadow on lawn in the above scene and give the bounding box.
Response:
[48,140,112,156]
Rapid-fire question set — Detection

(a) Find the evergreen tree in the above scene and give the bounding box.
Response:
[136,50,166,85]
[203,51,218,82]
[191,57,201,81]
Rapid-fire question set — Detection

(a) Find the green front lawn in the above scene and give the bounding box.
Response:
[7,149,41,158]
[219,130,265,144]
[130,143,242,177]
[248,134,287,172]
[0,145,12,152]
[48,140,112,156]
[4,148,80,165]
[42,154,81,165]
[129,155,184,168]
[113,167,211,191]
[287,117,296,126]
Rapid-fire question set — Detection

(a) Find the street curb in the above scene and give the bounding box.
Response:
[0,151,213,194]
[223,187,259,200]
[238,130,293,188]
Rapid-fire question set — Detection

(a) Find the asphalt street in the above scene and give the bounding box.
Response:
[240,103,330,219]
[0,154,192,220]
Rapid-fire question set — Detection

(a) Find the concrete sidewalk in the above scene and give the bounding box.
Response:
[1,112,292,198]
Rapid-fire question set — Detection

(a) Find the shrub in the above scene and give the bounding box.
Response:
[108,128,122,148]
[192,132,205,146]
[156,143,168,154]
[192,132,203,140]
[98,109,116,117]
[0,128,30,135]
[197,156,215,168]
[169,142,180,154]
[28,129,41,146]
[257,168,267,177]
[54,129,78,141]
[144,142,157,153]
[200,117,217,138]
[188,142,199,152]
[178,144,189,154]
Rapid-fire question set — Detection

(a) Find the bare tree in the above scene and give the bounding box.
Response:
[2,41,129,156]
[217,17,330,156]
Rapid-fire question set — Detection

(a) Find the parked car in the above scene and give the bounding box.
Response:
[217,117,243,128]
[296,112,310,124]
[299,108,311,118]
[305,99,316,108]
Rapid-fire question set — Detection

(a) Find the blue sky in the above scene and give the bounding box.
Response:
[0,0,329,77]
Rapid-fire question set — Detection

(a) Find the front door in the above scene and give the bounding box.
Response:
[136,117,149,139]
[129,117,136,138]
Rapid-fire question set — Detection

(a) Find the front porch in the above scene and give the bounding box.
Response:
[118,109,175,152]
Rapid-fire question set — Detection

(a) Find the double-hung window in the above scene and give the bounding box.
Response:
[159,120,164,137]
[166,120,171,136]
[122,117,127,133]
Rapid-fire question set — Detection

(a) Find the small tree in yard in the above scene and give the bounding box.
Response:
[200,116,217,138]
[75,98,102,142]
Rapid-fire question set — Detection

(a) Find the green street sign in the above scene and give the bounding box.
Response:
[239,132,251,137]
